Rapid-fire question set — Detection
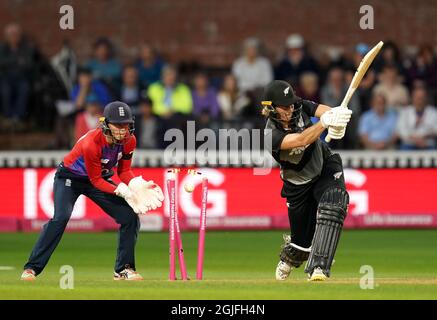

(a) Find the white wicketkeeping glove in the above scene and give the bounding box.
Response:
[327,126,347,140]
[320,107,352,128]
[128,176,164,213]
[114,182,144,214]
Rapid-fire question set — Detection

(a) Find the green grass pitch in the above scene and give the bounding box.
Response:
[0,230,436,299]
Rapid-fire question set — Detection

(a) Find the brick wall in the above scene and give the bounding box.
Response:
[1,0,436,67]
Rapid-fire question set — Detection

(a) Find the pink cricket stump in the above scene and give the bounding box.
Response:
[168,178,176,280]
[174,183,188,280]
[196,178,208,280]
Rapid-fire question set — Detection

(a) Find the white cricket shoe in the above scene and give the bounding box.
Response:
[308,267,327,282]
[275,260,293,281]
[113,267,144,281]
[20,269,36,281]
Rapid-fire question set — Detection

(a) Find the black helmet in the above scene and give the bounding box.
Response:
[261,80,302,131]
[100,101,135,144]
[262,80,300,106]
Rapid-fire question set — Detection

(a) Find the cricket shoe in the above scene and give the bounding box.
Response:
[20,269,36,281]
[275,260,293,281]
[308,267,327,282]
[113,267,144,281]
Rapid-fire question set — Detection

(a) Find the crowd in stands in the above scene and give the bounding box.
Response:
[1,22,437,150]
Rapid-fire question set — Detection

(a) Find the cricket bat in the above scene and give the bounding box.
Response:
[325,41,384,142]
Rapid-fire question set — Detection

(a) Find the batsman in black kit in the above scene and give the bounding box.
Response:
[262,80,352,281]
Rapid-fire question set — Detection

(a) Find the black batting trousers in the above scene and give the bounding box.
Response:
[282,153,347,248]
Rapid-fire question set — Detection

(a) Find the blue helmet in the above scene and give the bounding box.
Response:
[100,101,135,144]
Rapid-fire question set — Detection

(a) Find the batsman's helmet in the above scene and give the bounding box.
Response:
[100,101,135,144]
[261,80,303,131]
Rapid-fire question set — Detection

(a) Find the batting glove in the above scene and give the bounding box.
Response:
[320,107,352,128]
[327,126,347,140]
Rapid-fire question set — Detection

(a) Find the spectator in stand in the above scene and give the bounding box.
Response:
[74,94,103,142]
[373,64,409,110]
[217,74,250,122]
[191,71,220,120]
[321,66,361,149]
[54,67,111,149]
[396,87,437,150]
[373,40,406,78]
[296,72,320,102]
[0,23,36,128]
[232,37,273,93]
[147,64,192,118]
[134,96,164,149]
[119,65,145,112]
[407,44,437,104]
[321,67,361,115]
[51,41,77,95]
[296,72,320,125]
[275,34,319,88]
[359,93,398,150]
[71,66,112,110]
[86,37,122,94]
[136,44,164,88]
[357,69,377,114]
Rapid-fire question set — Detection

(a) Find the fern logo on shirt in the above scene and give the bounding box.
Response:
[101,159,110,164]
[288,146,306,156]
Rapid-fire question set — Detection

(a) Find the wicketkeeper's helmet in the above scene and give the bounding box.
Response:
[100,101,135,144]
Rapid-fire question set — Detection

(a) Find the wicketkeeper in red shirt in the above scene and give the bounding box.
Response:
[21,101,164,281]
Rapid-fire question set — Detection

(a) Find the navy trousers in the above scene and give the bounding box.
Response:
[24,171,140,275]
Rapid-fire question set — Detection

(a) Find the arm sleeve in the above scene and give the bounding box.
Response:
[83,140,117,194]
[301,99,319,117]
[118,135,137,185]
